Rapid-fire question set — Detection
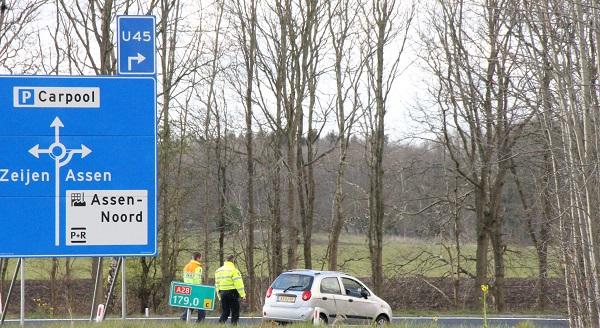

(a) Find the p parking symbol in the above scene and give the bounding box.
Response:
[18,89,35,105]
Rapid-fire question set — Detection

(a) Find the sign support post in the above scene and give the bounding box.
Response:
[103,257,121,318]
[121,257,126,320]
[89,258,103,321]
[0,259,20,326]
[19,259,24,327]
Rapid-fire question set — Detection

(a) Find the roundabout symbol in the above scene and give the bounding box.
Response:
[28,117,92,246]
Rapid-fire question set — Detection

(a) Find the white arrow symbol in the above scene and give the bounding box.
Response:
[60,145,93,166]
[28,144,51,158]
[77,144,92,158]
[128,52,146,71]
[50,117,63,144]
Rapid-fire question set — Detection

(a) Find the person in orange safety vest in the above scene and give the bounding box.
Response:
[180,252,206,322]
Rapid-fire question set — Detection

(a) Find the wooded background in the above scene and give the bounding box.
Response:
[1,0,600,326]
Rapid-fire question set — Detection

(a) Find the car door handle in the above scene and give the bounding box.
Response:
[348,299,354,302]
[322,297,328,300]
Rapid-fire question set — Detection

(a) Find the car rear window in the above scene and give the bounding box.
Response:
[320,277,342,294]
[272,273,313,291]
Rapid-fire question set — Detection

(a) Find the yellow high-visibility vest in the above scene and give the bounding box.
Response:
[183,260,203,285]
[215,261,246,298]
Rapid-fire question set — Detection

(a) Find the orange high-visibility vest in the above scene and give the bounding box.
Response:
[183,260,203,285]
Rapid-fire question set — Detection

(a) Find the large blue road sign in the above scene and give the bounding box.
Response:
[0,76,157,257]
[117,16,156,75]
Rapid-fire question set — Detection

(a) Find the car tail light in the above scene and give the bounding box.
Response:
[302,290,312,301]
[266,287,273,298]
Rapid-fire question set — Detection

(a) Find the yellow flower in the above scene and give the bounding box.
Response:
[481,284,489,293]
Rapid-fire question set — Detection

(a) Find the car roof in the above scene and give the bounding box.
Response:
[281,269,348,277]
[277,270,374,292]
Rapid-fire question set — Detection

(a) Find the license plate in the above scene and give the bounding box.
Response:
[277,295,296,303]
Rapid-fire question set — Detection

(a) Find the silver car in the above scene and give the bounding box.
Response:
[262,270,392,325]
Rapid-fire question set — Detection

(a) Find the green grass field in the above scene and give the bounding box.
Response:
[1,233,558,281]
[36,321,539,328]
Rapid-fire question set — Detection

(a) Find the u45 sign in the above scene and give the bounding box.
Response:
[117,16,156,75]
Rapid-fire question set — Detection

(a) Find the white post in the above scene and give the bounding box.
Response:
[19,258,24,327]
[186,308,191,324]
[95,304,105,323]
[121,257,126,320]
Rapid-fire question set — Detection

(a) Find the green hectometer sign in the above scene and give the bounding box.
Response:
[169,281,216,310]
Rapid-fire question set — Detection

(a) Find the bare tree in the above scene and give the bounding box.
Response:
[230,0,259,309]
[0,0,47,73]
[423,0,536,310]
[361,0,413,294]
[154,0,204,306]
[521,0,600,324]
[326,0,363,270]
[294,0,327,270]
[255,0,289,276]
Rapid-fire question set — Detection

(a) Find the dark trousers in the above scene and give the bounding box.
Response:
[219,290,240,325]
[180,308,206,322]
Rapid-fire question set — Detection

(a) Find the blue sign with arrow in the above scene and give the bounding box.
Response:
[0,76,157,257]
[117,16,156,75]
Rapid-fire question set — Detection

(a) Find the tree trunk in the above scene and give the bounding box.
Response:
[537,151,552,311]
[328,148,346,270]
[138,257,152,313]
[286,137,298,269]
[242,0,258,309]
[0,258,7,298]
[50,258,59,315]
[326,0,358,270]
[490,206,505,312]
[270,165,283,277]
[217,131,227,266]
[475,191,490,289]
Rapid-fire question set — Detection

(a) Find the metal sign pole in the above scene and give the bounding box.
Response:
[19,258,24,327]
[0,259,21,326]
[121,257,126,320]
[89,258,103,321]
[103,257,121,318]
[0,259,3,316]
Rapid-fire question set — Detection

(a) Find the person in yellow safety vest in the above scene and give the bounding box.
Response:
[180,252,206,322]
[215,255,245,325]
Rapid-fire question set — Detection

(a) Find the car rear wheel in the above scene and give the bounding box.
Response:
[375,314,389,325]
[318,313,328,325]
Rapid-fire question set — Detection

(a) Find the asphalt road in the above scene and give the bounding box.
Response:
[0,315,569,327]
